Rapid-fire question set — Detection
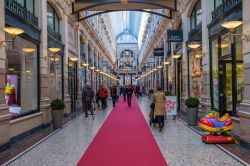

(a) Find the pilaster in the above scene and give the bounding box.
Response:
[239,0,250,143]
[200,0,213,114]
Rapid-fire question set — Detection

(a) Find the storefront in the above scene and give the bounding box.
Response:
[208,0,243,116]
[186,0,202,100]
[4,0,40,119]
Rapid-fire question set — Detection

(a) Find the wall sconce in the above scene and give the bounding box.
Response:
[157,65,163,69]
[95,69,100,72]
[22,47,35,53]
[1,27,24,48]
[89,66,95,70]
[48,47,61,61]
[172,54,182,59]
[82,63,89,67]
[194,54,203,59]
[221,20,250,42]
[188,42,201,49]
[69,57,78,62]
[164,61,170,65]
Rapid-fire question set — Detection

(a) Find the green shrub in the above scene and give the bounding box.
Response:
[185,97,200,108]
[50,99,65,110]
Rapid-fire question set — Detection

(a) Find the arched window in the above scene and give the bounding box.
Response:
[190,0,202,29]
[47,3,60,33]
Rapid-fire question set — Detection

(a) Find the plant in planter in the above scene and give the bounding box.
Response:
[185,97,200,126]
[50,99,65,129]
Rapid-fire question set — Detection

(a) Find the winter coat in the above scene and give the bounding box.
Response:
[111,87,117,98]
[99,87,108,98]
[82,85,94,102]
[152,91,166,117]
[126,87,133,97]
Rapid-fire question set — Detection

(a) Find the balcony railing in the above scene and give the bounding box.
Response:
[47,25,62,42]
[5,0,38,27]
[188,23,202,40]
[212,0,241,21]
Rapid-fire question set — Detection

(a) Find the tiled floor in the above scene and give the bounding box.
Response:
[2,97,247,166]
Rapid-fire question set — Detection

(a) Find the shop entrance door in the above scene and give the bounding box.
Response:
[219,57,243,116]
[68,61,78,112]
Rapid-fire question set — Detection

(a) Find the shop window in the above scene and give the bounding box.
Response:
[5,34,38,118]
[47,3,60,33]
[211,39,219,110]
[189,48,202,99]
[190,0,202,30]
[48,54,63,100]
[16,0,35,13]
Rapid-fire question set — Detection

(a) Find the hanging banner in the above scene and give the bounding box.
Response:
[167,30,183,42]
[154,48,164,56]
[165,96,177,116]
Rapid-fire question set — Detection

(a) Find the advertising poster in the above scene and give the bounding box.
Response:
[165,96,177,116]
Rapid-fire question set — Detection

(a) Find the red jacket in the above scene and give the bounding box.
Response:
[99,87,108,98]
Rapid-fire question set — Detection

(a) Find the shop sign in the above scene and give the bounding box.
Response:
[154,48,164,56]
[167,30,183,42]
[165,96,177,116]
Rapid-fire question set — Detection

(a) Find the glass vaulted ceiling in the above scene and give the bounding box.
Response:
[109,11,142,44]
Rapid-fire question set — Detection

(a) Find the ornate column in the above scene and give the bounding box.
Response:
[181,10,189,100]
[76,26,82,109]
[0,0,11,146]
[38,0,52,125]
[239,0,250,143]
[62,14,71,115]
[200,0,213,114]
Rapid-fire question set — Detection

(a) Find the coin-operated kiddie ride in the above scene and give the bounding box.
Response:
[199,111,235,144]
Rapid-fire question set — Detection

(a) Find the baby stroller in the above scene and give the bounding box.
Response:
[149,103,157,126]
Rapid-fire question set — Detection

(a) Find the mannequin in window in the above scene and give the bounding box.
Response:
[5,80,12,105]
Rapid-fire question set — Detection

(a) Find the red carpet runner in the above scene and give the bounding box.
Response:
[77,97,167,166]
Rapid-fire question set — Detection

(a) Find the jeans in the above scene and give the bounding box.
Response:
[101,98,106,109]
[156,116,164,128]
[112,96,116,107]
[127,95,132,107]
[123,95,126,102]
[83,101,94,118]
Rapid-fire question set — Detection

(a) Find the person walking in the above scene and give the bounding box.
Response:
[126,85,133,107]
[95,89,100,109]
[111,85,117,107]
[136,84,141,98]
[82,84,95,119]
[122,86,127,102]
[152,86,166,132]
[99,85,108,109]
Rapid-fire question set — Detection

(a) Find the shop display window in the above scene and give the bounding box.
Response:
[49,54,63,100]
[211,39,219,110]
[5,34,38,117]
[189,49,202,99]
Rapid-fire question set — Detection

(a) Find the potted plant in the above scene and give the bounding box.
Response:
[50,99,65,129]
[185,97,200,126]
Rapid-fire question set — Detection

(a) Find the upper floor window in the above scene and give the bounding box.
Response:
[80,40,85,58]
[190,0,202,30]
[214,0,225,9]
[47,3,60,33]
[16,0,34,13]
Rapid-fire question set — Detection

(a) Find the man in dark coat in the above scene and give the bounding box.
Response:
[111,85,117,107]
[122,86,127,102]
[82,84,95,119]
[126,85,133,107]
